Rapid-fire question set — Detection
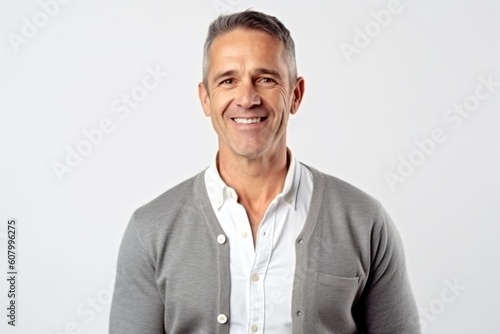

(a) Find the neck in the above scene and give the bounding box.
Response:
[217,146,289,207]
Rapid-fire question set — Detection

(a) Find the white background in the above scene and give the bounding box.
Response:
[1,0,499,333]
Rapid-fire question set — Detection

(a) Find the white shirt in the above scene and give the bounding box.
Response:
[204,151,313,334]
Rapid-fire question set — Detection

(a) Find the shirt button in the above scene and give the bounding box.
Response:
[217,234,226,244]
[217,314,228,324]
[206,182,219,198]
[286,197,292,204]
[251,324,258,332]
[252,273,260,282]
[241,231,248,238]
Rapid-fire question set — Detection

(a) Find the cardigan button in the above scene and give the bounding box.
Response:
[217,314,228,324]
[217,234,226,244]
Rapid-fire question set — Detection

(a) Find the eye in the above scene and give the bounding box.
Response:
[258,77,277,85]
[219,78,234,85]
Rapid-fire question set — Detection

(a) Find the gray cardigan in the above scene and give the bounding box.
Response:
[109,164,421,333]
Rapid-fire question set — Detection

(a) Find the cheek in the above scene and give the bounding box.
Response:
[263,90,285,108]
[276,89,291,108]
[275,97,291,119]
[212,93,233,118]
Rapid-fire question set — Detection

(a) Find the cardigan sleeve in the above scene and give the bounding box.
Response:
[362,204,421,333]
[109,213,165,334]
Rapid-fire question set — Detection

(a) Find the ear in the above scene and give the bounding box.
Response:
[290,76,305,115]
[198,82,211,117]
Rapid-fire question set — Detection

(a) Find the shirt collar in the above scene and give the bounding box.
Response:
[205,148,301,211]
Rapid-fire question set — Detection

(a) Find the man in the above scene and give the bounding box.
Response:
[110,9,421,334]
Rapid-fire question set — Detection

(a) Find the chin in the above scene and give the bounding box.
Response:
[223,137,276,159]
[235,144,276,159]
[226,144,260,157]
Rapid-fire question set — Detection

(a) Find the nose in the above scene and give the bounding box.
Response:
[235,80,261,109]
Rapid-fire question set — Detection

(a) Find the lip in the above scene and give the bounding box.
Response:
[230,116,269,129]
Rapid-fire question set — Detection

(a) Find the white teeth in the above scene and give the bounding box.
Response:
[233,117,262,124]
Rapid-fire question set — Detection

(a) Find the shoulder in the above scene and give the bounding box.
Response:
[302,163,384,221]
[129,170,207,232]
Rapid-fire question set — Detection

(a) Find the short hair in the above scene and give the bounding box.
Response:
[202,9,297,89]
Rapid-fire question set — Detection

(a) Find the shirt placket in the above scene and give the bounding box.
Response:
[248,200,278,334]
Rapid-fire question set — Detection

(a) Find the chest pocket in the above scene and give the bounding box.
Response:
[313,272,361,330]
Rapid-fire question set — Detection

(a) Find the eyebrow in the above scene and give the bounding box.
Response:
[254,68,282,80]
[211,68,283,84]
[212,70,237,84]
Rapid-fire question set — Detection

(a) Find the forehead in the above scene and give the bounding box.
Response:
[208,28,285,72]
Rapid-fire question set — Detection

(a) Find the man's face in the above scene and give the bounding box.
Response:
[199,28,304,160]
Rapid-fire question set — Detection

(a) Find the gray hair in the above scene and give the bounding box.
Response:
[202,9,297,89]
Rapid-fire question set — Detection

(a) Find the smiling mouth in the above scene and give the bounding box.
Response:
[231,117,268,124]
